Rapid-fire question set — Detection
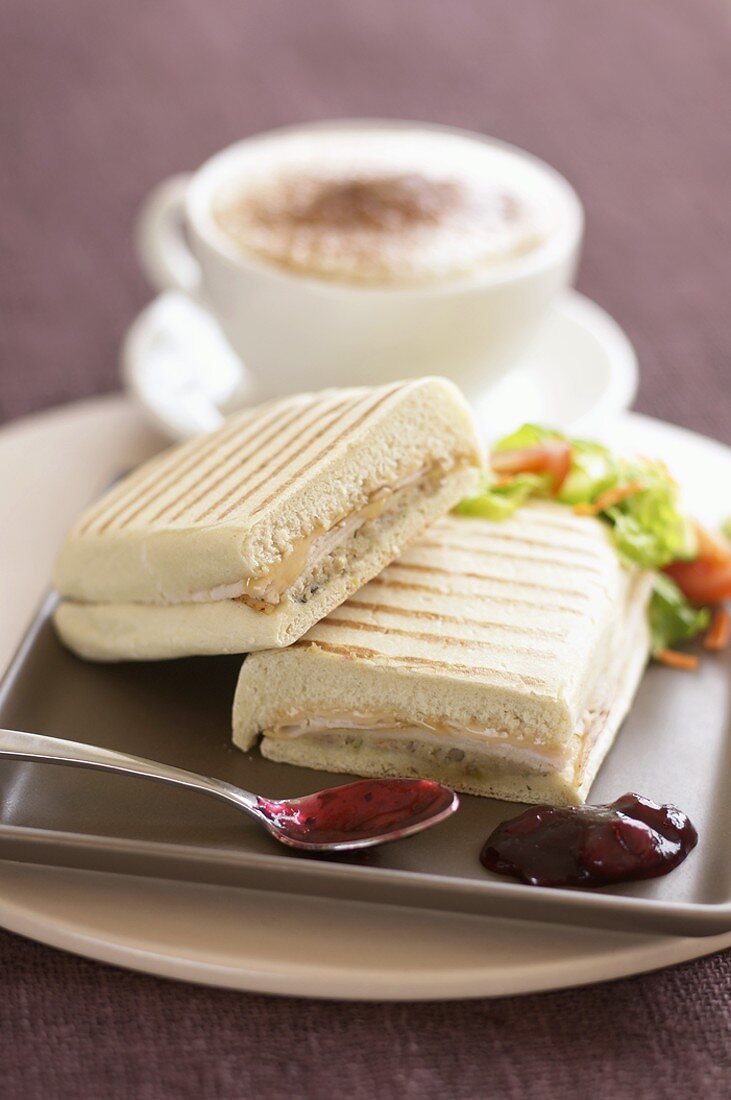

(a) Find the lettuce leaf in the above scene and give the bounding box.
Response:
[648,574,710,655]
[491,424,562,453]
[723,517,731,541]
[454,472,548,520]
[556,439,618,505]
[604,459,697,569]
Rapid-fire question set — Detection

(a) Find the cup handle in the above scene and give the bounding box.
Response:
[135,174,201,294]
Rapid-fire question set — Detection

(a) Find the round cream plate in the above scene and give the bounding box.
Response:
[0,395,729,1000]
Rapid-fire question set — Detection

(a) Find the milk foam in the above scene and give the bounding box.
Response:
[212,129,558,285]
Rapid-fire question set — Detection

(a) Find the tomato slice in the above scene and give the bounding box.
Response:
[664,556,731,606]
[490,441,572,493]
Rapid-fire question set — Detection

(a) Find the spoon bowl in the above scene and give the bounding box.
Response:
[254,778,459,850]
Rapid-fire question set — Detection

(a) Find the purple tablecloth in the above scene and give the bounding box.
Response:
[1,1,730,1096]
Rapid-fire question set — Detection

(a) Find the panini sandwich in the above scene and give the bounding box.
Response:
[233,501,653,805]
[54,378,483,660]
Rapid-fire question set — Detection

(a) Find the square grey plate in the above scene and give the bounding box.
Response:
[0,594,729,937]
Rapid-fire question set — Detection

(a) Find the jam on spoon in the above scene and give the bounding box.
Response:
[480,792,698,888]
[256,777,459,848]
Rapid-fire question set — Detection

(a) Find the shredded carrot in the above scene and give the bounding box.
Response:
[704,608,731,651]
[592,481,644,512]
[573,482,644,517]
[655,648,699,671]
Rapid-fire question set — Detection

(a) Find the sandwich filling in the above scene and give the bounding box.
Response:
[173,458,466,614]
[258,712,567,770]
[259,714,578,780]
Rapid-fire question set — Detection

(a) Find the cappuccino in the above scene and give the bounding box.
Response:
[212,129,553,285]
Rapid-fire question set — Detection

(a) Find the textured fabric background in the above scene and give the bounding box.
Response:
[2,0,730,439]
[1,1,730,1097]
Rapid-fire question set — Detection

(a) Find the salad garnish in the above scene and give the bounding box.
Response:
[456,424,731,666]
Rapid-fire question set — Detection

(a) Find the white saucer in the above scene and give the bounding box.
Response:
[122,290,638,442]
[0,395,728,999]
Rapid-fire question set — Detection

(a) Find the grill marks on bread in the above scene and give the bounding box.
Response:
[218,384,403,522]
[195,392,357,523]
[80,383,406,535]
[292,640,553,689]
[316,614,558,661]
[299,504,621,688]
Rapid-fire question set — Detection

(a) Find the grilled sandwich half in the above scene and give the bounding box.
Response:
[233,501,653,805]
[54,378,483,660]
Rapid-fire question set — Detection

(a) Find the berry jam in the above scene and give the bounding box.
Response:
[480,793,698,888]
[257,778,456,846]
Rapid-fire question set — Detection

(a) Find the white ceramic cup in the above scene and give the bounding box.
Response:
[136,120,584,405]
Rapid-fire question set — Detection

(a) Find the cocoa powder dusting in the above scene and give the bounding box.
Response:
[287,174,462,231]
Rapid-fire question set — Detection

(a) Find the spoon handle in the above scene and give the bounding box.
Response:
[0,727,259,817]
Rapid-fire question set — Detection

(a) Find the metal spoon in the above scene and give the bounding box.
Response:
[0,729,459,852]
